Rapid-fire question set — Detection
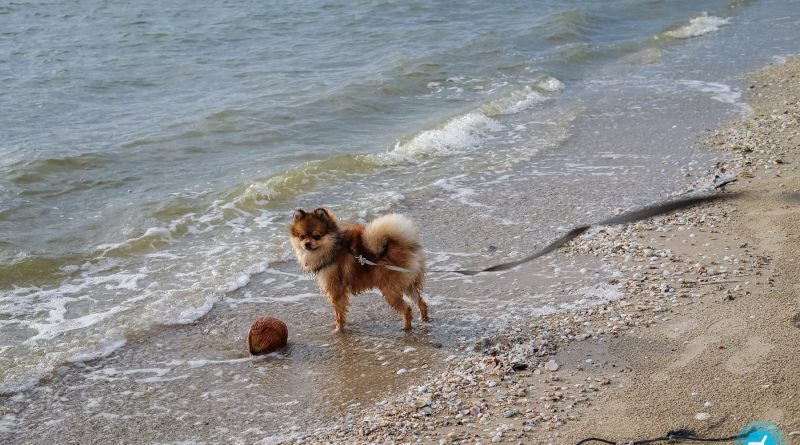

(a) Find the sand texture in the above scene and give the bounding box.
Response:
[301,58,800,445]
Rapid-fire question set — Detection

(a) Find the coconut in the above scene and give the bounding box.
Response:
[247,317,288,354]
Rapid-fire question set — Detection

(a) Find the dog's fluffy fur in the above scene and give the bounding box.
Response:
[289,208,427,332]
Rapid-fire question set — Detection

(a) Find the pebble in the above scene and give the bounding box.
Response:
[396,368,408,375]
[695,413,711,421]
[544,360,559,372]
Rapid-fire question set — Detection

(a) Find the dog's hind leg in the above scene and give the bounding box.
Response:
[407,282,428,322]
[381,288,413,330]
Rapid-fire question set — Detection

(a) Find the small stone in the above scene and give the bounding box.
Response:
[415,395,432,407]
[544,360,559,372]
[504,408,521,418]
[397,368,408,375]
[695,412,711,421]
[704,401,713,408]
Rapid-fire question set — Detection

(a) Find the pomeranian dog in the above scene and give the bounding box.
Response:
[289,208,428,332]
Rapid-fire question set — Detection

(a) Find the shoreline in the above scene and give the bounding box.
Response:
[302,57,800,444]
[2,56,798,445]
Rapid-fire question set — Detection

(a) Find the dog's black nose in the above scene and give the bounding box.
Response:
[304,242,312,249]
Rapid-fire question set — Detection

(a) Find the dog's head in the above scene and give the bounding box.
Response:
[289,208,340,271]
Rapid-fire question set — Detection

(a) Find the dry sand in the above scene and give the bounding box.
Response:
[304,57,800,445]
[552,55,800,445]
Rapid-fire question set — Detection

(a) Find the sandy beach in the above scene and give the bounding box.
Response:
[298,57,800,445]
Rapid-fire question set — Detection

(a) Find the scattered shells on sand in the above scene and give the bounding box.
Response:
[694,412,711,421]
[298,81,794,445]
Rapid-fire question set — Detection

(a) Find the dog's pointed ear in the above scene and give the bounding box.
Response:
[293,209,307,221]
[313,208,331,221]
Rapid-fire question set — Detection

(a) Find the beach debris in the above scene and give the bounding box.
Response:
[694,412,711,421]
[247,316,288,354]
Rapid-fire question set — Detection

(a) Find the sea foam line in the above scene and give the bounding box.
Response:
[663,13,729,39]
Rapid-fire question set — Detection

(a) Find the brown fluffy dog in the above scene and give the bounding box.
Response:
[289,208,428,332]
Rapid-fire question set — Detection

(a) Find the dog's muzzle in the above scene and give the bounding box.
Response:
[304,242,313,250]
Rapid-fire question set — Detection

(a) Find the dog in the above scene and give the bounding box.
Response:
[289,208,428,332]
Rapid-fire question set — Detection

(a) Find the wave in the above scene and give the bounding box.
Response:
[368,112,501,166]
[369,80,562,166]
[662,13,730,39]
[5,154,110,185]
[540,9,605,44]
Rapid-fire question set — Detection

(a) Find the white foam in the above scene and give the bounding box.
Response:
[372,112,502,165]
[502,90,547,114]
[222,261,269,294]
[665,13,729,39]
[356,191,405,221]
[164,295,219,325]
[483,86,549,117]
[69,337,128,364]
[233,292,319,304]
[0,413,19,433]
[536,76,565,92]
[680,80,752,114]
[433,177,490,208]
[187,356,262,368]
[577,282,624,302]
[95,226,173,255]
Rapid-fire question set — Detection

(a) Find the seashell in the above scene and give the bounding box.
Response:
[247,317,288,354]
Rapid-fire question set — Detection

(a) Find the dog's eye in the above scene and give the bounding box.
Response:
[312,234,321,240]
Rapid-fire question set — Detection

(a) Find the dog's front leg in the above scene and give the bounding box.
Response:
[327,291,350,333]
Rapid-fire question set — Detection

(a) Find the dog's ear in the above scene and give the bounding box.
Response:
[293,209,307,221]
[313,208,331,221]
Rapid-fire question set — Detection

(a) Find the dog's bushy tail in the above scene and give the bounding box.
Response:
[363,214,420,254]
[365,214,426,295]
